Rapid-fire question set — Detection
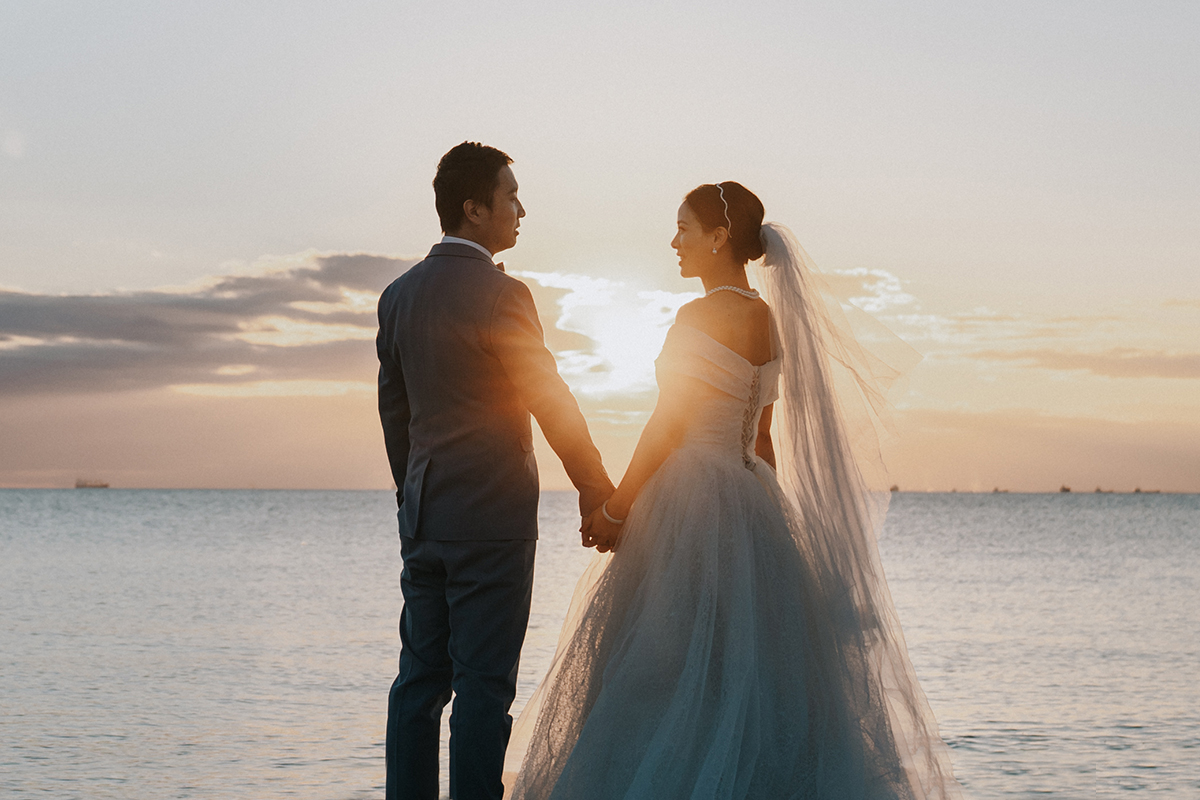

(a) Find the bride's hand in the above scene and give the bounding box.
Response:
[583,507,623,553]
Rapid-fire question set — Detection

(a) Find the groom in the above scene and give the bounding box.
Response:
[377,142,614,800]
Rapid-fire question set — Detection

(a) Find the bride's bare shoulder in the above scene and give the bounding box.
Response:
[673,295,772,363]
[677,294,768,329]
[674,298,706,327]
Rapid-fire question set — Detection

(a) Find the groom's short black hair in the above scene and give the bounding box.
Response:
[433,142,513,233]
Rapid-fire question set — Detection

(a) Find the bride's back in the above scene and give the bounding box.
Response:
[675,292,773,366]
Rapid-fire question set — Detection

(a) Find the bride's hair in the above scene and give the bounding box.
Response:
[684,182,766,265]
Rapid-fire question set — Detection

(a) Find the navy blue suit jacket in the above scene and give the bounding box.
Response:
[376,243,611,540]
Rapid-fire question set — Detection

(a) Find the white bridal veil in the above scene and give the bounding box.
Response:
[756,222,960,798]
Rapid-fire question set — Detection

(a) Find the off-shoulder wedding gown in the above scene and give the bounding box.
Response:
[506,318,961,800]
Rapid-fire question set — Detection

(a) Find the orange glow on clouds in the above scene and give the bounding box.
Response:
[0,251,1196,492]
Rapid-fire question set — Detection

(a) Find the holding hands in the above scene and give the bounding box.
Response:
[581,499,626,553]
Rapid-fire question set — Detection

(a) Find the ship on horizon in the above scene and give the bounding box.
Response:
[74,479,109,489]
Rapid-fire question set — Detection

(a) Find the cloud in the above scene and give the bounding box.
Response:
[0,252,415,396]
[172,380,375,397]
[0,255,688,410]
[3,253,1198,490]
[822,268,916,313]
[971,348,1200,379]
[0,256,684,409]
[884,304,1151,357]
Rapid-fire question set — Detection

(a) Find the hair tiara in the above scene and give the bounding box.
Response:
[716,183,732,237]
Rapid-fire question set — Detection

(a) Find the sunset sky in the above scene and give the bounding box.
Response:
[2,1,1198,492]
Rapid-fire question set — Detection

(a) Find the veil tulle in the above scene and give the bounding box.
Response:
[757,222,920,491]
[756,221,960,798]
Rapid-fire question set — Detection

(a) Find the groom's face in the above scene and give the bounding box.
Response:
[480,165,525,254]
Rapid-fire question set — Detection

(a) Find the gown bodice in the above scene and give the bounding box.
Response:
[655,324,782,469]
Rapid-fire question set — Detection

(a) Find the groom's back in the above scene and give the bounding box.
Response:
[377,244,541,541]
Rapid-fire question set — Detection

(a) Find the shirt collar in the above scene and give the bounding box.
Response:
[440,235,493,261]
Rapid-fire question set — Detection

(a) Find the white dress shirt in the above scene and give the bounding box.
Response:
[441,235,493,261]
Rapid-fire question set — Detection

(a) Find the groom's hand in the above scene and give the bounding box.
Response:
[580,513,596,549]
[578,483,614,549]
[580,511,605,550]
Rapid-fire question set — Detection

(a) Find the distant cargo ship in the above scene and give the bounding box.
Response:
[75,479,109,489]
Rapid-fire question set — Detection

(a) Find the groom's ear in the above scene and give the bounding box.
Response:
[461,197,486,228]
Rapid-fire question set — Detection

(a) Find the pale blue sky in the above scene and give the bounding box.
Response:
[2,1,1196,306]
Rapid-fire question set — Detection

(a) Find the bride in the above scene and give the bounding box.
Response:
[505,182,962,799]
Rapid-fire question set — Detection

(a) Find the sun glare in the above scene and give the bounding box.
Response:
[516,271,698,398]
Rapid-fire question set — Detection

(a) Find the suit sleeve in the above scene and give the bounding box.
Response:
[489,280,613,514]
[377,293,411,509]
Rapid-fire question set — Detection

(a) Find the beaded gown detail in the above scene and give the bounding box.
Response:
[506,320,961,799]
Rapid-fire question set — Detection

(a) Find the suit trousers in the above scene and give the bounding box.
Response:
[386,536,536,800]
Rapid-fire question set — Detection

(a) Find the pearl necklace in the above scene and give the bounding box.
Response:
[705,285,760,299]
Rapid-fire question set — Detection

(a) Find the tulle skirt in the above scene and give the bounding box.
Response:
[507,443,959,800]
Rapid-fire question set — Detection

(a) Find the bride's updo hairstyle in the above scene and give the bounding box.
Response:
[684,182,766,266]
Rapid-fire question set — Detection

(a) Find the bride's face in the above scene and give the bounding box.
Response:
[671,202,716,279]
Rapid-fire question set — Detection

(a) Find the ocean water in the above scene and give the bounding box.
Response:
[1,489,1197,798]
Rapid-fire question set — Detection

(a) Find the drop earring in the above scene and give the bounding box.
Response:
[711,248,718,254]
